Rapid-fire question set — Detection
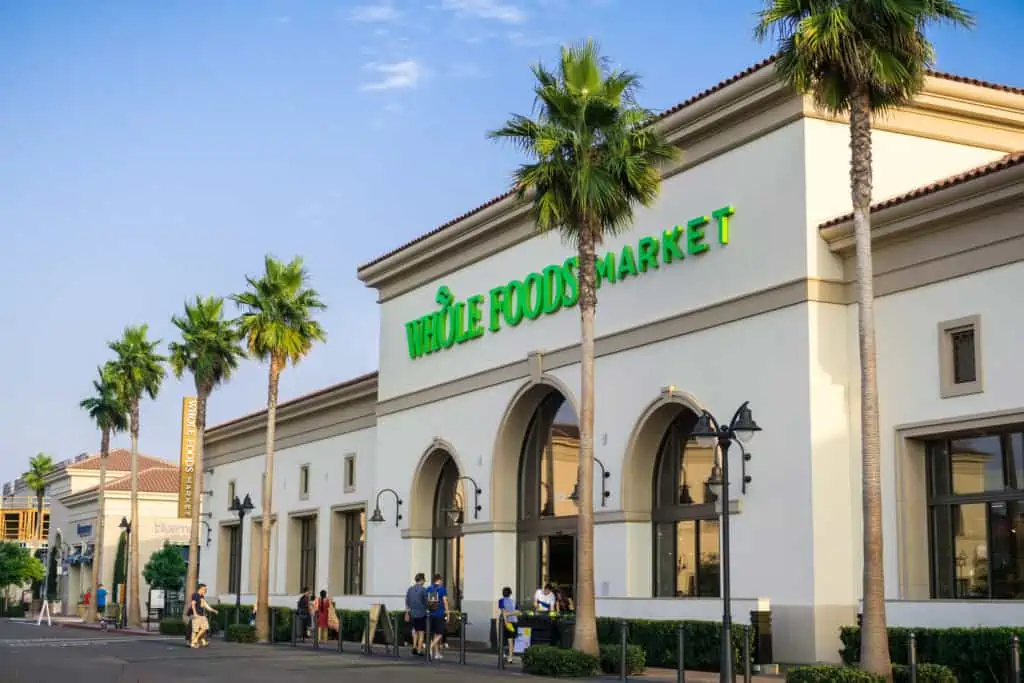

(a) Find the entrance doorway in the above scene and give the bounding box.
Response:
[432,454,464,610]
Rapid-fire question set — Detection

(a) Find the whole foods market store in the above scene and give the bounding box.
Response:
[202,61,1024,666]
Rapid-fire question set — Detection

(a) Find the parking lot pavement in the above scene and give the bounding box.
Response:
[0,620,527,683]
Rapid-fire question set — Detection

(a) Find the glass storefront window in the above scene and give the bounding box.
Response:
[651,410,721,598]
[432,455,464,609]
[927,429,1024,600]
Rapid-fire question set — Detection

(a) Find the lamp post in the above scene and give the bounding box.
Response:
[691,401,761,683]
[569,456,611,507]
[456,476,483,520]
[369,488,403,528]
[118,517,131,630]
[228,494,254,624]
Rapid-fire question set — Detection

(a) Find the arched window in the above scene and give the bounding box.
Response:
[652,410,721,598]
[517,391,579,605]
[432,455,464,610]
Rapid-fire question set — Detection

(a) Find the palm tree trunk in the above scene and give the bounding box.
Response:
[128,400,142,628]
[573,222,599,656]
[850,89,891,681]
[87,428,111,624]
[35,494,44,545]
[185,390,209,606]
[255,359,281,643]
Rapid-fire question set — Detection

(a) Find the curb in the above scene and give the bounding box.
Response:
[58,622,164,637]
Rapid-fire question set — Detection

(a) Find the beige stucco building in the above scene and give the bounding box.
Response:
[200,59,1024,663]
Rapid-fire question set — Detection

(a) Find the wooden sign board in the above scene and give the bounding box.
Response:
[362,603,396,651]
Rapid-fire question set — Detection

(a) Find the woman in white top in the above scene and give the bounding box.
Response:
[533,583,556,613]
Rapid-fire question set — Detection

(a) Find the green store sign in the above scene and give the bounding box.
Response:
[404,205,736,360]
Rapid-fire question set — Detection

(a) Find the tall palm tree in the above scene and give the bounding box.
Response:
[232,255,326,643]
[489,39,678,655]
[78,362,129,624]
[108,324,167,628]
[23,453,55,542]
[168,296,246,604]
[755,1,973,678]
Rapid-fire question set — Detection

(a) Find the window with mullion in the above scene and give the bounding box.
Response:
[342,510,364,595]
[926,431,1024,600]
[227,524,241,594]
[652,410,721,598]
[299,517,317,592]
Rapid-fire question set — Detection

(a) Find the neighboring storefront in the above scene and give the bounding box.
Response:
[200,59,1024,663]
[47,450,190,616]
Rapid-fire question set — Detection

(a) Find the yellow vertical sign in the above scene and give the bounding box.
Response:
[178,396,199,519]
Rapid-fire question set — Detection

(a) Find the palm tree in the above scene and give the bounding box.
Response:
[23,453,55,542]
[78,362,129,624]
[232,255,326,642]
[755,1,973,678]
[489,39,678,655]
[168,296,246,604]
[108,324,167,628]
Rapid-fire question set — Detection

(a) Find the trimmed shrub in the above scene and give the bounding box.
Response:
[159,619,188,636]
[892,663,957,683]
[226,624,257,643]
[522,645,600,677]
[3,604,26,618]
[840,626,1024,682]
[599,644,646,675]
[786,665,883,682]
[595,617,752,672]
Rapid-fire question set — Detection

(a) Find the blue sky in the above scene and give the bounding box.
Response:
[1,0,1021,483]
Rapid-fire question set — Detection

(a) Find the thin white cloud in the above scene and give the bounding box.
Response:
[360,60,422,91]
[450,62,485,79]
[349,1,400,22]
[507,30,555,47]
[441,0,524,22]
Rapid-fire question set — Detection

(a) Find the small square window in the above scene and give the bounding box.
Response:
[938,315,983,399]
[343,454,356,493]
[299,465,310,499]
[227,480,236,509]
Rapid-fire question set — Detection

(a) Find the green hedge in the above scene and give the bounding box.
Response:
[595,617,752,673]
[787,665,882,682]
[1,604,26,618]
[892,663,957,683]
[213,605,394,645]
[523,645,600,677]
[226,624,257,643]
[840,626,1024,682]
[598,644,646,675]
[159,619,188,636]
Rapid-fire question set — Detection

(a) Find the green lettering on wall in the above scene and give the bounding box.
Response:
[713,205,734,244]
[661,226,684,264]
[637,237,659,272]
[687,216,709,255]
[402,206,738,359]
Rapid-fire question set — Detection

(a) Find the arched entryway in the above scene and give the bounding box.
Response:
[516,389,580,606]
[432,455,464,610]
[651,411,720,597]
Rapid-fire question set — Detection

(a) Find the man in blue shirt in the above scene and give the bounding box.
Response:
[96,584,107,624]
[425,573,449,660]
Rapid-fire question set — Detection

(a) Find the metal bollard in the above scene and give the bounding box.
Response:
[291,611,298,647]
[392,614,401,657]
[459,613,468,665]
[270,609,277,645]
[676,624,686,683]
[1011,634,1020,683]
[425,615,432,663]
[313,618,320,649]
[364,616,372,656]
[909,632,918,683]
[497,614,506,670]
[743,625,752,683]
[337,615,344,653]
[619,621,629,683]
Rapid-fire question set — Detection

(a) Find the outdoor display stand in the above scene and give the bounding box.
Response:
[361,603,396,654]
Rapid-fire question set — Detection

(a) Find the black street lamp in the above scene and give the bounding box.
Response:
[691,401,761,683]
[568,456,612,507]
[456,476,483,520]
[118,517,131,629]
[228,494,254,624]
[369,488,403,528]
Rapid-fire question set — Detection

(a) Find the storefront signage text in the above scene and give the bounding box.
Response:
[404,205,735,360]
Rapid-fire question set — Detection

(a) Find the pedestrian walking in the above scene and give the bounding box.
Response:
[189,584,218,649]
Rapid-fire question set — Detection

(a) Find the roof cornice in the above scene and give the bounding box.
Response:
[819,158,1024,254]
[205,371,378,445]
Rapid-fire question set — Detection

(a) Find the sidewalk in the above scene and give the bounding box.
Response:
[282,636,783,681]
[23,616,164,637]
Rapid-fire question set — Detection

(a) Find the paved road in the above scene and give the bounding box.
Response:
[0,620,525,683]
